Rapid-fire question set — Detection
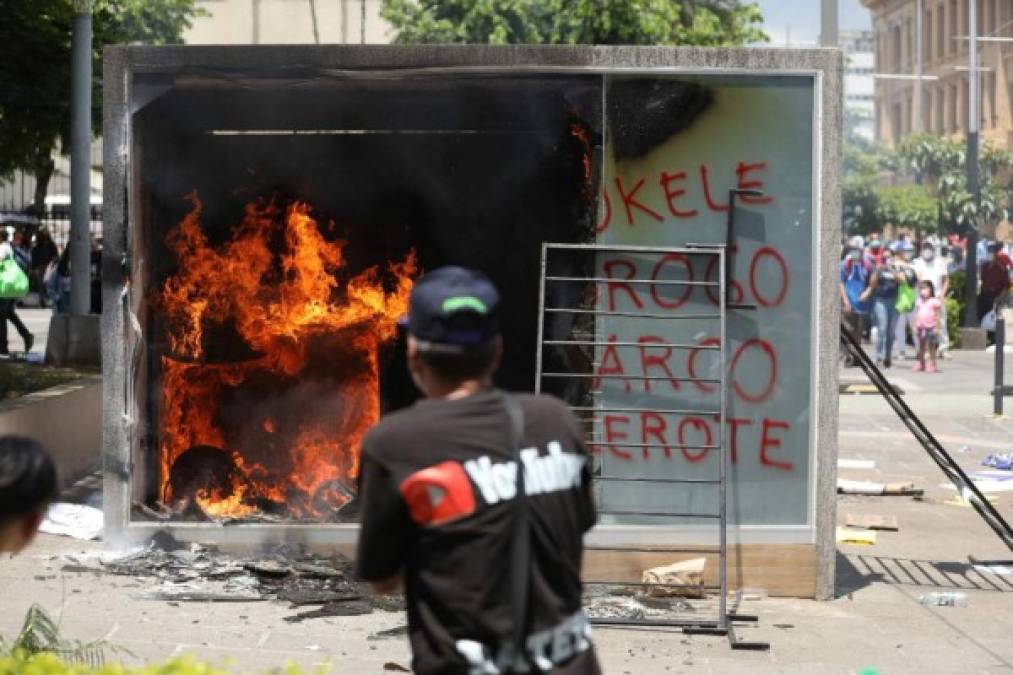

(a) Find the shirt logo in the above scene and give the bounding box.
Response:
[399,461,476,527]
[465,441,585,506]
[398,442,586,526]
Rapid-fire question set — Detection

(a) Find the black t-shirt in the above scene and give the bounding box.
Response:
[356,389,600,675]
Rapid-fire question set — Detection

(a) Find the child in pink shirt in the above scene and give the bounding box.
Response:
[913,280,944,373]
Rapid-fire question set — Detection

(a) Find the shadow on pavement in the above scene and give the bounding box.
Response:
[836,550,1013,596]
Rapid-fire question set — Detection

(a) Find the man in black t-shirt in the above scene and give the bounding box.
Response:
[357,266,601,675]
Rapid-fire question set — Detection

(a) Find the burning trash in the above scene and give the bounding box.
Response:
[149,193,417,522]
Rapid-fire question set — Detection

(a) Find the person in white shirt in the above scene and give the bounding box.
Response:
[913,241,950,357]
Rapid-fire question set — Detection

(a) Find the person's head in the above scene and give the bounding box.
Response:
[0,229,9,244]
[881,248,894,264]
[921,241,935,262]
[847,245,862,261]
[940,244,951,258]
[13,229,27,247]
[919,280,935,298]
[899,243,915,261]
[985,242,999,262]
[869,232,881,242]
[0,437,56,555]
[869,239,883,252]
[404,266,503,397]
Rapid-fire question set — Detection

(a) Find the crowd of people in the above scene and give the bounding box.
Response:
[0,224,103,355]
[840,231,1013,372]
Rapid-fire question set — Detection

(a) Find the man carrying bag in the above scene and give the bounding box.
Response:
[357,266,601,674]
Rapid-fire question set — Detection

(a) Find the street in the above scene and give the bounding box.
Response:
[1,349,1010,673]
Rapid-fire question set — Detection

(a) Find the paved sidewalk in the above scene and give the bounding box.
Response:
[1,349,1011,673]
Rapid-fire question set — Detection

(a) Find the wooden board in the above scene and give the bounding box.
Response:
[582,544,817,599]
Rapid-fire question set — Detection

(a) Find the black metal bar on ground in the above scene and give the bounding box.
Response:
[840,322,1013,550]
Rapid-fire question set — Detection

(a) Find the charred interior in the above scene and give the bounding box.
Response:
[130,73,603,523]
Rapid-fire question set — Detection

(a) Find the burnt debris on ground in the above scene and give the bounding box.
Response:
[59,534,405,621]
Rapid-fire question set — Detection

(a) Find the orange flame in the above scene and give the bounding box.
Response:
[157,193,417,520]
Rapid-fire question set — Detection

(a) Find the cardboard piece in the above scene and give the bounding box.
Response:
[844,513,899,531]
[836,527,877,546]
[642,557,706,598]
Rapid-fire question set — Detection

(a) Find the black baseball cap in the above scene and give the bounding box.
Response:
[405,266,500,352]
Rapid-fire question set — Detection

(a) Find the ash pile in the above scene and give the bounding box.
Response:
[68,534,404,623]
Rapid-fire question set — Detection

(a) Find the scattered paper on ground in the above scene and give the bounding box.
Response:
[38,503,103,541]
[845,513,899,531]
[642,558,706,598]
[944,494,1000,507]
[836,527,877,545]
[838,459,876,470]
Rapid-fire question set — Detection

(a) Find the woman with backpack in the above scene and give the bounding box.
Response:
[860,248,903,368]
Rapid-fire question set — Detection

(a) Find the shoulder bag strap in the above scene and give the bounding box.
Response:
[501,391,532,672]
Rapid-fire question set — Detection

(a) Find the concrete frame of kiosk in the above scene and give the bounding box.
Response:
[102,45,841,599]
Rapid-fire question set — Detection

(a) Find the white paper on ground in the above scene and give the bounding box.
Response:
[38,503,103,541]
[940,479,1013,494]
[838,459,876,470]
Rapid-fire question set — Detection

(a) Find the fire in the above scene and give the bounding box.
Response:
[157,192,417,520]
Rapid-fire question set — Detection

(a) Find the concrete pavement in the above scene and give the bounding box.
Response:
[0,347,1011,673]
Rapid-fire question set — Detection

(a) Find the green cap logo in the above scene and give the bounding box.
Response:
[442,296,488,315]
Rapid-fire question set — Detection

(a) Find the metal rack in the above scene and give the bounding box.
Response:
[534,242,766,649]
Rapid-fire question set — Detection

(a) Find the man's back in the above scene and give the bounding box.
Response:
[357,390,599,675]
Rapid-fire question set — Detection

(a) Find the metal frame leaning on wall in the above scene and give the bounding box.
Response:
[101,45,842,600]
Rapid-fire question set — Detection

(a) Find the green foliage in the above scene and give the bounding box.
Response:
[0,605,121,669]
[945,270,966,346]
[893,133,1013,233]
[381,0,768,46]
[0,0,204,210]
[0,652,327,674]
[876,183,938,233]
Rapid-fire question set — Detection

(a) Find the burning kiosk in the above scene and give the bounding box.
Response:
[103,46,841,599]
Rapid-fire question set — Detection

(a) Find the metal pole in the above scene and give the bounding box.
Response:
[820,0,838,46]
[964,0,981,328]
[360,0,366,44]
[995,317,1005,416]
[915,0,923,132]
[69,0,92,316]
[717,248,728,631]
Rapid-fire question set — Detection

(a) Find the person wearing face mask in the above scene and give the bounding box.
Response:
[839,245,873,364]
[913,281,944,373]
[860,249,900,367]
[891,244,919,361]
[866,236,886,267]
[978,242,1012,335]
[913,242,950,358]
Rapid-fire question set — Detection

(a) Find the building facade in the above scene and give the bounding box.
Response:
[842,30,877,142]
[862,0,1013,148]
[185,0,390,45]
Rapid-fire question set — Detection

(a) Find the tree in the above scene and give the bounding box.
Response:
[381,0,767,46]
[894,132,1011,233]
[876,183,937,233]
[0,0,204,216]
